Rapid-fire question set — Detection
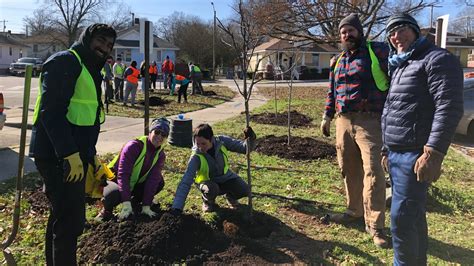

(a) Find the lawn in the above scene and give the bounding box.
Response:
[0,86,472,264]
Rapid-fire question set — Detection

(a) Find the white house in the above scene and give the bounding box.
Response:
[113,26,179,70]
[0,31,29,72]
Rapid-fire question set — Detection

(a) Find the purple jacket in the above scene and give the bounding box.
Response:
[114,137,166,205]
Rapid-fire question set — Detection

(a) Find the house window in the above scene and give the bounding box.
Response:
[19,49,22,58]
[312,53,319,67]
[9,47,12,56]
[33,45,38,52]
[52,45,56,52]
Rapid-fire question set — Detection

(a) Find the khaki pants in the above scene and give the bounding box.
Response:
[335,112,386,229]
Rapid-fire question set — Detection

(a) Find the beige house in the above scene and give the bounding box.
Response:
[248,38,339,79]
[0,31,29,72]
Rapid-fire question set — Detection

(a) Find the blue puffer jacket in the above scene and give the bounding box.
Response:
[381,38,464,154]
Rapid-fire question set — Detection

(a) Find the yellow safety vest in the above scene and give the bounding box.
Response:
[108,136,163,191]
[194,144,229,184]
[33,49,105,125]
[333,41,389,92]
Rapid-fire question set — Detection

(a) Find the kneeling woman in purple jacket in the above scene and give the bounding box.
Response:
[96,118,169,221]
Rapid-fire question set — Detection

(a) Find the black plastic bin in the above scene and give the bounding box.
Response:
[168,118,193,148]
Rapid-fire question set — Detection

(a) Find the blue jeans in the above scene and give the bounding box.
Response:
[389,150,429,265]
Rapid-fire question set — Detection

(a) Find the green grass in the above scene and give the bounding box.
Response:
[105,85,235,118]
[1,86,473,264]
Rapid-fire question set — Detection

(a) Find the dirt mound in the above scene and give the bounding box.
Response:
[251,111,312,127]
[256,135,336,160]
[203,90,217,96]
[77,209,282,264]
[138,96,170,106]
[25,190,50,214]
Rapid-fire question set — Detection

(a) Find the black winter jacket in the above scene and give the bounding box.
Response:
[381,38,464,154]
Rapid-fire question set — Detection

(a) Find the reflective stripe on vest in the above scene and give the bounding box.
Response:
[194,145,229,184]
[333,41,389,92]
[33,49,102,126]
[126,67,139,84]
[108,136,163,191]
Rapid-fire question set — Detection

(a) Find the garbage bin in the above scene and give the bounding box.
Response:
[168,117,193,148]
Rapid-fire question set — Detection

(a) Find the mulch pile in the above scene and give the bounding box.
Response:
[256,135,336,160]
[25,189,50,214]
[138,96,170,106]
[251,111,312,127]
[77,208,282,264]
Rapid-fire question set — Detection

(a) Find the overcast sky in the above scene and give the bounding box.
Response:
[0,0,461,34]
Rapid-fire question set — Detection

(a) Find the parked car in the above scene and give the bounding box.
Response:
[0,93,6,130]
[455,75,474,139]
[9,57,43,77]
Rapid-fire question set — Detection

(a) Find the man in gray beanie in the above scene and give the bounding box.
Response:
[381,13,463,264]
[321,13,390,248]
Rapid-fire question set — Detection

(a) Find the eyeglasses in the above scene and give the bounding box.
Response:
[153,129,168,138]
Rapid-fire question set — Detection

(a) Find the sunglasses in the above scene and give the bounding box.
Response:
[153,128,168,138]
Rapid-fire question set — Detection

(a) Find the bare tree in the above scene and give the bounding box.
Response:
[23,9,54,35]
[90,1,132,32]
[217,0,271,219]
[253,0,438,44]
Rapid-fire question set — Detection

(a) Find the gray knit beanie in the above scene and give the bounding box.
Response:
[339,13,364,35]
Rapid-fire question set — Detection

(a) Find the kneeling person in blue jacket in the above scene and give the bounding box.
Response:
[171,123,256,213]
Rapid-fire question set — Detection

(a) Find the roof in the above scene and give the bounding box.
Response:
[421,27,474,47]
[116,26,178,50]
[0,33,29,47]
[254,37,339,53]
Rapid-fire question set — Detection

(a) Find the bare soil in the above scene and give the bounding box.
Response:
[256,135,336,160]
[251,111,312,127]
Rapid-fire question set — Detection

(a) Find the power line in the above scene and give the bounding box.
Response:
[0,20,8,32]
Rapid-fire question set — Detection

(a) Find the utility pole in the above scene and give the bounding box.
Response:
[0,20,8,32]
[429,4,442,28]
[211,2,216,80]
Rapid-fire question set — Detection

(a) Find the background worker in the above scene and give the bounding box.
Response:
[123,60,139,107]
[189,62,204,95]
[382,13,463,264]
[171,124,256,213]
[112,57,125,101]
[320,13,389,248]
[29,23,116,265]
[96,118,170,221]
[171,74,191,103]
[161,55,174,90]
[149,61,158,91]
[102,55,114,104]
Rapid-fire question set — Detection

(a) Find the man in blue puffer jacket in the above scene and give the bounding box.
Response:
[381,13,463,265]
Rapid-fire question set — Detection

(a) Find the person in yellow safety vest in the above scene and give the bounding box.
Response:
[113,57,125,101]
[320,13,390,249]
[103,55,114,104]
[149,61,158,91]
[123,60,140,107]
[29,23,116,265]
[95,118,170,221]
[189,62,204,95]
[171,123,257,213]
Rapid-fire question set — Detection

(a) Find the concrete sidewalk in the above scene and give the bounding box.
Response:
[0,79,269,180]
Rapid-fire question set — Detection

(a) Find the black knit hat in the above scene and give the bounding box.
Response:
[386,13,420,37]
[339,13,364,35]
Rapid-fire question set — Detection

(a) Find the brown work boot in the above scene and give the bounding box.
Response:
[366,226,391,249]
[202,201,217,212]
[225,195,241,210]
[329,213,363,224]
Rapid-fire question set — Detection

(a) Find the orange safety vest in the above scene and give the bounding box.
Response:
[175,74,186,81]
[126,66,140,85]
[149,65,157,74]
[162,60,174,72]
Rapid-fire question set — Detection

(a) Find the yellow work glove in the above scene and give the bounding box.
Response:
[320,115,331,137]
[63,152,84,182]
[413,146,445,183]
[141,206,157,218]
[118,201,133,220]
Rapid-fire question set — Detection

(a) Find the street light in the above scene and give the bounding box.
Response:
[211,2,216,80]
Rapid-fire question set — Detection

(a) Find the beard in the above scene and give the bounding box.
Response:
[342,36,362,51]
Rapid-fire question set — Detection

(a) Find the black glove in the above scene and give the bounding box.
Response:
[170,208,182,216]
[243,126,256,140]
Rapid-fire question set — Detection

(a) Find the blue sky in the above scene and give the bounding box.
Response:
[0,0,461,34]
[0,0,235,33]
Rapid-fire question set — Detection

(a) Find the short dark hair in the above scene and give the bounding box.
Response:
[130,61,137,67]
[193,123,214,141]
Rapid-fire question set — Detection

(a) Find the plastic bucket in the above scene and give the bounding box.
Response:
[168,118,193,147]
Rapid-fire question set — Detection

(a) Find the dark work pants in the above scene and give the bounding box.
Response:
[35,158,87,266]
[102,179,164,213]
[191,73,204,95]
[389,150,429,265]
[150,74,157,90]
[198,178,250,203]
[104,79,114,103]
[178,83,189,103]
[114,77,124,101]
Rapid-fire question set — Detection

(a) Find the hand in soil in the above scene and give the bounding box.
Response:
[141,206,157,218]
